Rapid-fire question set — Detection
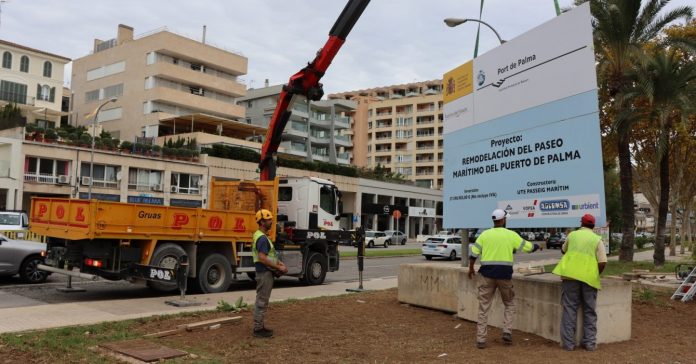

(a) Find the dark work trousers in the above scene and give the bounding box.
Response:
[253,271,274,331]
[560,279,598,349]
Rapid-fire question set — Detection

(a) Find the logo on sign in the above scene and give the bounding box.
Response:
[539,199,570,211]
[37,204,48,217]
[149,268,172,281]
[323,220,334,227]
[75,207,85,222]
[571,202,600,210]
[56,205,65,219]
[477,70,486,86]
[307,231,327,239]
[446,77,455,95]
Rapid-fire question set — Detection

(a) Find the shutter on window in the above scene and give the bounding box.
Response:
[50,87,56,102]
[37,84,41,100]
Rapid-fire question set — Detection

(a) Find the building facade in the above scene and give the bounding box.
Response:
[70,24,248,141]
[329,80,444,189]
[0,39,70,129]
[237,84,354,165]
[2,137,441,238]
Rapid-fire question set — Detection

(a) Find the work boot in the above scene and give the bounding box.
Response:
[502,332,513,345]
[476,341,486,349]
[582,344,596,352]
[253,327,273,338]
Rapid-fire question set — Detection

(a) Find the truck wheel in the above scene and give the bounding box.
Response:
[147,243,186,292]
[195,253,232,293]
[302,252,327,285]
[20,255,48,284]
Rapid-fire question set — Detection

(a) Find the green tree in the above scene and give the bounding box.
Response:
[623,48,696,265]
[580,0,693,261]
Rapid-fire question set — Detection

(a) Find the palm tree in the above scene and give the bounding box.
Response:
[580,0,693,261]
[623,48,696,265]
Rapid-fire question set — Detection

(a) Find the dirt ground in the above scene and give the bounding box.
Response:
[3,288,696,363]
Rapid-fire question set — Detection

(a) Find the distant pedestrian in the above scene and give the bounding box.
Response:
[468,209,541,349]
[552,214,606,351]
[252,209,288,338]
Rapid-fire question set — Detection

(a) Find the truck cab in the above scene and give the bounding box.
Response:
[277,177,343,230]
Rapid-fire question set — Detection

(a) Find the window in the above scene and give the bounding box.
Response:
[36,119,55,129]
[128,168,162,191]
[24,157,69,184]
[85,89,100,102]
[81,163,119,189]
[2,51,11,69]
[37,84,53,101]
[319,186,336,215]
[170,173,201,194]
[86,61,125,81]
[104,83,123,98]
[20,56,29,72]
[278,187,292,201]
[0,80,28,104]
[43,61,52,78]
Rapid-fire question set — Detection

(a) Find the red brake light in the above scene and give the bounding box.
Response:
[438,244,448,248]
[84,258,103,268]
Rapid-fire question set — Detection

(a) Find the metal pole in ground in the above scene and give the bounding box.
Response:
[347,227,366,292]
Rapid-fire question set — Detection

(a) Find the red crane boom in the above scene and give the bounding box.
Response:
[259,0,370,181]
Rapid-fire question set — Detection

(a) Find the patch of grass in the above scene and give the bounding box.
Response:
[216,297,249,312]
[0,320,139,363]
[340,248,421,258]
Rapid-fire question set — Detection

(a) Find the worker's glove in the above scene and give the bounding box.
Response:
[532,243,542,252]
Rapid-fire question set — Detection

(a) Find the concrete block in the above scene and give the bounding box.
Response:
[398,263,632,344]
[397,263,460,313]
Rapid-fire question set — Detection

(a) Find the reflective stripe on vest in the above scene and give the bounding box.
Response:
[474,227,531,264]
[252,230,278,264]
[552,228,601,289]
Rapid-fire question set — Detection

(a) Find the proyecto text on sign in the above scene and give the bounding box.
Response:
[442,3,606,229]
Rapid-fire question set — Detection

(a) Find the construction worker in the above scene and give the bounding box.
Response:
[252,209,288,338]
[468,208,541,349]
[552,214,607,351]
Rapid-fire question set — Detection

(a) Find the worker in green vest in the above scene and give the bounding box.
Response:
[468,208,541,349]
[252,209,288,338]
[552,214,607,351]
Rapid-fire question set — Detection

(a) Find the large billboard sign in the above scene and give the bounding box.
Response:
[443,3,606,228]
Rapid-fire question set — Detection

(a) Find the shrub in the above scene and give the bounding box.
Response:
[44,128,58,141]
[151,145,162,153]
[79,133,92,146]
[120,140,133,150]
[25,123,36,133]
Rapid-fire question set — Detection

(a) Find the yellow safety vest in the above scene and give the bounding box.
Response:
[552,228,601,289]
[252,230,278,264]
[470,227,534,266]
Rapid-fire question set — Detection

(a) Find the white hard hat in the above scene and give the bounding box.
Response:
[491,209,507,221]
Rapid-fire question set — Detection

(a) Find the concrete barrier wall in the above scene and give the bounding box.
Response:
[399,263,632,344]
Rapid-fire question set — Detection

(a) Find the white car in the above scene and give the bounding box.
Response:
[384,230,407,245]
[0,234,49,283]
[364,231,390,248]
[422,236,462,260]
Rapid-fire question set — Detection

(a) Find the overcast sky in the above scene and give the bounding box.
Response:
[1,0,692,96]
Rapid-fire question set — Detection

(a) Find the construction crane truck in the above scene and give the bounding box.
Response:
[31,0,370,293]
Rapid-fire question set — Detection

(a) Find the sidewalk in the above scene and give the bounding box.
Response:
[0,277,397,334]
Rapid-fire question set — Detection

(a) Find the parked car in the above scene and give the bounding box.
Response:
[422,236,463,260]
[364,231,390,248]
[546,233,565,249]
[0,234,48,283]
[534,231,547,241]
[384,230,407,245]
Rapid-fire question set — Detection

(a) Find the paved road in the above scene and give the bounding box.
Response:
[0,249,562,306]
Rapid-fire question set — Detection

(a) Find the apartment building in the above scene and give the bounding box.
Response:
[329,80,444,189]
[237,84,354,164]
[70,24,247,141]
[0,39,70,129]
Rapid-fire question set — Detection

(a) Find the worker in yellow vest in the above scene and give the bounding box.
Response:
[468,208,541,349]
[252,209,288,338]
[552,214,607,351]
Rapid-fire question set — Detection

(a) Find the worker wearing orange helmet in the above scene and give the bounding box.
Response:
[252,209,288,338]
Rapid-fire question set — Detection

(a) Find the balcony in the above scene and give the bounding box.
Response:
[24,173,61,184]
[416,119,434,125]
[145,87,245,119]
[373,148,392,154]
[376,124,392,129]
[416,133,435,139]
[147,62,246,97]
[0,92,35,106]
[416,170,434,176]
[416,145,434,151]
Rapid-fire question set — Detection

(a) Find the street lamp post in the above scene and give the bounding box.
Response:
[443,18,506,45]
[87,97,117,200]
